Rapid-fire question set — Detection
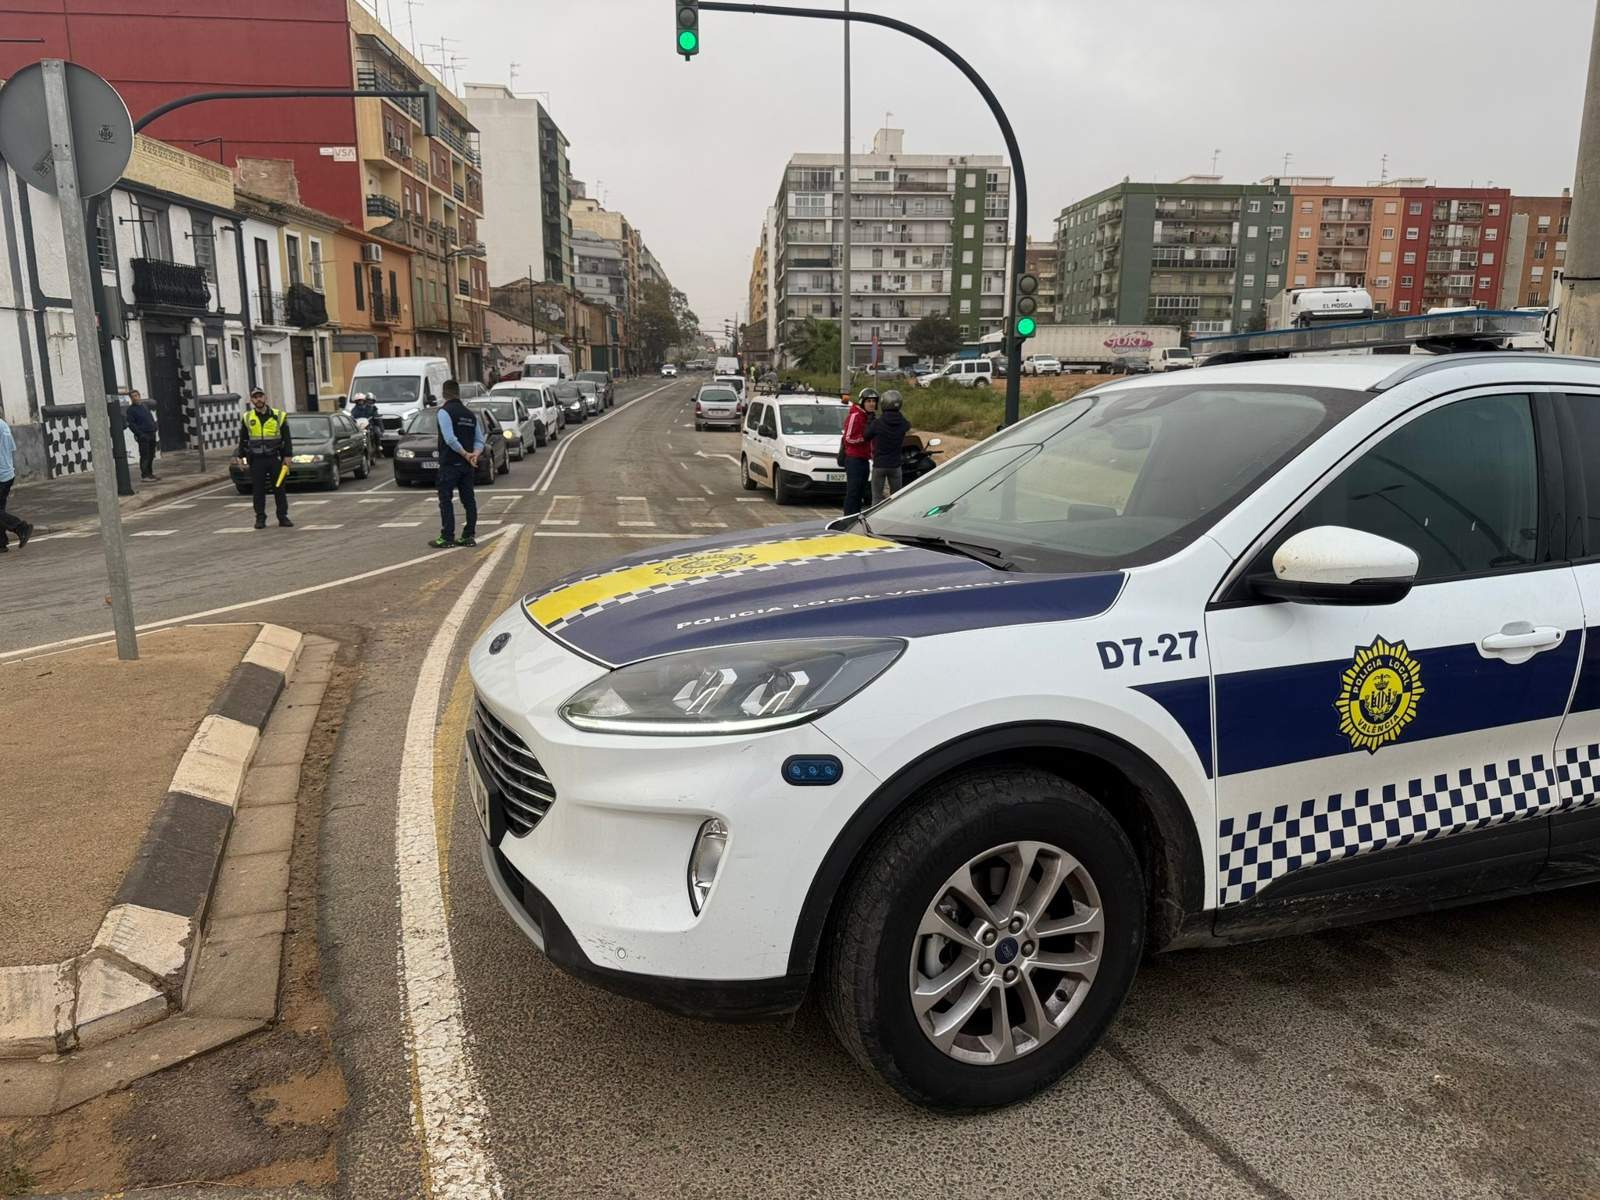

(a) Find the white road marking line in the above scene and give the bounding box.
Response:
[214,528,255,534]
[395,528,515,1200]
[533,530,687,539]
[381,521,422,528]
[540,520,580,526]
[477,519,502,525]
[617,522,657,527]
[359,498,395,504]
[29,531,94,541]
[691,521,728,528]
[297,499,329,505]
[130,528,177,537]
[135,481,233,516]
[616,495,647,501]
[699,483,715,496]
[0,525,518,663]
[301,524,345,530]
[736,497,764,503]
[675,497,707,503]
[227,501,251,508]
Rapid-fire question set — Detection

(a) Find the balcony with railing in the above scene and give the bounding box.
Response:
[355,58,423,124]
[1427,252,1478,270]
[452,182,465,202]
[1155,199,1240,220]
[371,292,400,325]
[131,258,211,311]
[285,282,328,328]
[1429,233,1480,248]
[1318,229,1370,248]
[894,177,948,193]
[1153,229,1236,247]
[1320,203,1374,222]
[1152,247,1238,269]
[1317,253,1368,272]
[366,194,401,220]
[252,289,288,326]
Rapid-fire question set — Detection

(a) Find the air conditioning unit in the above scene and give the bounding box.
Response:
[361,244,384,263]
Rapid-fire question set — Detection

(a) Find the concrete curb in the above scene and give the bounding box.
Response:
[0,624,305,1092]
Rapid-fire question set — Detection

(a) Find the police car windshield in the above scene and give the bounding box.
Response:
[357,376,421,405]
[864,382,1367,573]
[780,404,846,435]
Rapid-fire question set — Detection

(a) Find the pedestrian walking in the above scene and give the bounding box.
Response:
[0,415,34,553]
[870,389,910,506]
[236,387,293,530]
[429,379,480,549]
[841,388,876,516]
[124,388,159,481]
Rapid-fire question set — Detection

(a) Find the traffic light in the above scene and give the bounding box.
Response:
[676,1,700,58]
[1014,272,1039,339]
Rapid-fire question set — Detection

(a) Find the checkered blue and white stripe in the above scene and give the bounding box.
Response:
[1217,743,1600,906]
[185,397,242,452]
[45,410,93,478]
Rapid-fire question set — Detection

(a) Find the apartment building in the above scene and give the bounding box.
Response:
[1055,177,1283,334]
[1499,191,1572,308]
[771,129,1011,367]
[572,229,628,314]
[464,83,574,288]
[748,208,778,364]
[1024,238,1059,323]
[570,192,643,317]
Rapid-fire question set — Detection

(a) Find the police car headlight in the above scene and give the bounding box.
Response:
[560,637,905,735]
[787,446,814,460]
[396,448,416,459]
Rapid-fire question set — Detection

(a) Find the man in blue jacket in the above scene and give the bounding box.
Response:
[429,379,481,549]
[124,389,159,480]
[0,416,33,553]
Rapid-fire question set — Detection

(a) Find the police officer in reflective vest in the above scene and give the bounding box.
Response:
[236,387,294,530]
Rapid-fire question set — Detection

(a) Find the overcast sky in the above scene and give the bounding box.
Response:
[398,0,1595,330]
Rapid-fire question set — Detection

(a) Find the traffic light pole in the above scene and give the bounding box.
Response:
[697,1,1028,424]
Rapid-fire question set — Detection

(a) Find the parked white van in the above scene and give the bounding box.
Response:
[348,357,451,455]
[1149,346,1196,372]
[916,358,994,388]
[522,353,574,382]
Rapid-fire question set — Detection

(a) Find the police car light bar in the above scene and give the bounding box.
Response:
[1191,309,1547,364]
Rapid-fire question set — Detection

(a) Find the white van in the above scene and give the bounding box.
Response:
[916,358,994,388]
[715,355,740,377]
[1149,346,1196,372]
[348,356,451,455]
[522,353,574,382]
[1286,286,1374,328]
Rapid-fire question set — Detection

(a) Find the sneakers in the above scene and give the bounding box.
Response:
[456,533,476,547]
[17,522,31,548]
[255,516,267,530]
[279,517,294,528]
[428,535,454,548]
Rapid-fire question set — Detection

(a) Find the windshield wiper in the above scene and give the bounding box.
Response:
[880,533,1014,571]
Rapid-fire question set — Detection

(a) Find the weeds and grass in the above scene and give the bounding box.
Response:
[0,1134,34,1198]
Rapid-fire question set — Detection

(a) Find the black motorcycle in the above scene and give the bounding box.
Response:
[900,433,945,484]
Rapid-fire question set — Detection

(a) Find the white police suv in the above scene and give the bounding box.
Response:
[467,351,1600,1110]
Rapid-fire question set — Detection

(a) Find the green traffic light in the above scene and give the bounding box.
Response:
[678,29,699,52]
[1016,315,1037,337]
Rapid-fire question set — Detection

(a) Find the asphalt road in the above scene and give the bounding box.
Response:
[11,377,1598,1198]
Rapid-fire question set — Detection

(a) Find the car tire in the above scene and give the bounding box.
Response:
[234,483,251,495]
[974,378,991,389]
[741,455,757,491]
[823,767,1144,1112]
[355,450,370,480]
[773,469,793,505]
[497,451,510,475]
[695,420,704,432]
[327,465,341,491]
[535,423,547,448]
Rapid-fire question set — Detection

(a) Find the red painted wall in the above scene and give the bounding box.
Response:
[1390,187,1512,315]
[0,0,365,224]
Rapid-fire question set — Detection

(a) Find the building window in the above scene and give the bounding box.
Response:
[1375,275,1391,288]
[1271,200,1287,214]
[960,273,972,289]
[963,198,976,214]
[1405,227,1419,240]
[1241,298,1254,311]
[1532,266,1545,280]
[308,238,323,290]
[1403,251,1416,264]
[1399,299,1412,312]
[1401,274,1414,287]
[96,202,116,272]
[1384,201,1398,214]
[1266,273,1280,288]
[1485,227,1498,240]
[1479,276,1491,289]
[1246,224,1259,239]
[1243,250,1257,264]
[1381,228,1396,240]
[1483,251,1495,265]
[1488,203,1501,216]
[316,335,330,385]
[1529,289,1542,304]
[1294,274,1307,285]
[964,172,976,188]
[192,215,217,286]
[959,299,972,314]
[1534,240,1547,260]
[962,224,975,239]
[1297,227,1310,239]
[1269,226,1284,240]
[1247,200,1261,213]
[1408,202,1423,215]
[962,249,973,264]
[1295,251,1309,264]
[1300,200,1312,213]
[134,199,172,260]
[1538,215,1552,230]
[285,233,301,286]
[352,262,365,311]
[1379,251,1393,264]
[1242,274,1256,287]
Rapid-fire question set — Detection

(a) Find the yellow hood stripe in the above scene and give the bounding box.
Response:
[526,533,895,628]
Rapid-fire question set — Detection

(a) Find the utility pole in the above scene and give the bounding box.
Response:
[840,0,852,396]
[1560,0,1600,356]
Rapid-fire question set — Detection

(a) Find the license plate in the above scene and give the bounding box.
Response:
[819,471,845,483]
[421,460,440,469]
[467,750,492,838]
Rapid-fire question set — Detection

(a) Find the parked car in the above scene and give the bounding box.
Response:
[740,393,848,504]
[1024,355,1064,376]
[392,406,508,486]
[554,380,588,425]
[1149,346,1196,372]
[575,379,603,417]
[577,370,614,408]
[917,358,994,389]
[229,411,371,492]
[660,364,679,378]
[469,395,539,461]
[490,381,563,447]
[1109,355,1152,375]
[694,384,741,431]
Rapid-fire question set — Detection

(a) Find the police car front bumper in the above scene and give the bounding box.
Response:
[466,604,883,1016]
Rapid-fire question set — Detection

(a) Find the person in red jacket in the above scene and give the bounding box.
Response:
[842,388,876,515]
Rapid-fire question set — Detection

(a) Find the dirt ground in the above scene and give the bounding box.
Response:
[0,624,258,967]
[0,638,360,1197]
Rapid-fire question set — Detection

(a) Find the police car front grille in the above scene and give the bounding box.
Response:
[472,697,555,837]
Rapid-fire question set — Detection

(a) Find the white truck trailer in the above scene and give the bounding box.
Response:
[1012,324,1182,372]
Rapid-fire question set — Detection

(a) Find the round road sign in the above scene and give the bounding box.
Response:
[0,60,133,198]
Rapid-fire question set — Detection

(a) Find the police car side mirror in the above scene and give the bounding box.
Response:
[1251,526,1418,606]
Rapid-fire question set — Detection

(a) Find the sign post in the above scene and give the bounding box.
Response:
[0,60,138,659]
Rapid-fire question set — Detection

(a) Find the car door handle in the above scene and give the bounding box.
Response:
[1479,622,1564,663]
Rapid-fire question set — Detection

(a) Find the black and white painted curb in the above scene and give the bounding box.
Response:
[0,625,303,1059]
